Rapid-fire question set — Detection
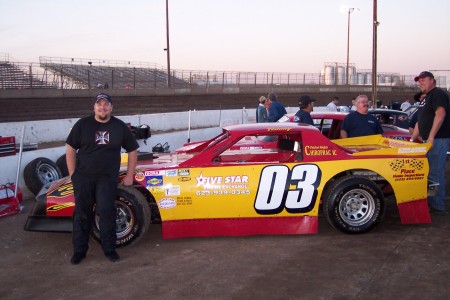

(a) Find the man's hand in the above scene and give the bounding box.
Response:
[121,175,133,186]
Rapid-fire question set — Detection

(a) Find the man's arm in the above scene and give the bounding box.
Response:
[340,130,348,138]
[66,144,77,177]
[426,106,446,145]
[122,150,138,186]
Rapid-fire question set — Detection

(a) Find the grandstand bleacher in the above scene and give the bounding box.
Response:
[39,57,190,89]
[0,61,56,89]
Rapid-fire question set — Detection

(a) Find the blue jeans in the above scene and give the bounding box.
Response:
[427,138,450,211]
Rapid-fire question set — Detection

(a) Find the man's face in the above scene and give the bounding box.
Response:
[356,98,369,114]
[417,77,434,93]
[94,99,113,121]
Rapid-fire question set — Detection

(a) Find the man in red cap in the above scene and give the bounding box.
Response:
[411,71,450,215]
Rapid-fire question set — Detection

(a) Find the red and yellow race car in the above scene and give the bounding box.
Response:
[25,123,436,247]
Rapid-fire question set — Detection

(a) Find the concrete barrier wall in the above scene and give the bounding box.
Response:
[0,107,300,144]
[0,106,303,199]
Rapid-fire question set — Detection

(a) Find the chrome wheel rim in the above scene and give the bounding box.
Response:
[338,189,375,226]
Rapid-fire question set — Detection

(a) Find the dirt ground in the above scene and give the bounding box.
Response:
[1,194,450,299]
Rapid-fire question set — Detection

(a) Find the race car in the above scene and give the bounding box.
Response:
[25,123,435,247]
[279,111,412,140]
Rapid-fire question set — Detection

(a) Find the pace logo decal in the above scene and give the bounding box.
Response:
[254,164,321,214]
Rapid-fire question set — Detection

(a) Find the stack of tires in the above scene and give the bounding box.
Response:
[24,155,68,195]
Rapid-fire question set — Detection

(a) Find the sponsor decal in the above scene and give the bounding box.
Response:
[146,176,163,187]
[158,198,176,209]
[176,196,192,206]
[145,170,165,176]
[304,145,337,156]
[398,147,427,154]
[166,169,177,177]
[178,177,191,182]
[149,187,165,195]
[268,128,291,132]
[195,172,250,195]
[165,186,181,196]
[47,202,75,211]
[135,172,145,181]
[239,146,262,150]
[178,169,190,176]
[389,159,426,181]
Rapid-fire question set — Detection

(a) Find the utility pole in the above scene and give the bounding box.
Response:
[165,0,171,88]
[371,0,378,108]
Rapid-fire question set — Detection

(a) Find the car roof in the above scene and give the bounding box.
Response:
[224,122,318,134]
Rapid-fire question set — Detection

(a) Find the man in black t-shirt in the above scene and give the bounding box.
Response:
[293,95,315,126]
[66,93,139,264]
[411,71,450,214]
[340,95,383,138]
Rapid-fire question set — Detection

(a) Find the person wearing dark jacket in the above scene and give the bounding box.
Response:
[267,92,287,122]
[293,95,315,125]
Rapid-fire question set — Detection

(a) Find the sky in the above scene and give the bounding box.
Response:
[1,0,449,77]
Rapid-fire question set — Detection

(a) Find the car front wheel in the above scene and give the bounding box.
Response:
[92,185,151,247]
[323,175,385,234]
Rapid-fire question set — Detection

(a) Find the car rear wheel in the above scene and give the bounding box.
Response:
[92,185,151,247]
[323,175,385,234]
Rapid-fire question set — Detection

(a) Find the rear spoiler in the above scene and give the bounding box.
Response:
[332,134,430,156]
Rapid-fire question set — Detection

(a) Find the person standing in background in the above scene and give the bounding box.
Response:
[256,96,268,123]
[327,96,339,112]
[411,71,450,215]
[267,92,287,122]
[340,95,383,138]
[293,95,315,125]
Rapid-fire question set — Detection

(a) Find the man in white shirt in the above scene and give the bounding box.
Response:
[327,96,339,112]
[400,98,411,112]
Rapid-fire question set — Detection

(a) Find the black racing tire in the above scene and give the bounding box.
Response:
[323,175,385,234]
[92,185,151,247]
[56,154,69,177]
[24,157,62,195]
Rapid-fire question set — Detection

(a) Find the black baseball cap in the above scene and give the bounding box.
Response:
[95,93,112,104]
[414,71,434,82]
[299,95,315,106]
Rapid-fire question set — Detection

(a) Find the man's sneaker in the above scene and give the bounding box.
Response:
[105,251,120,262]
[70,253,86,265]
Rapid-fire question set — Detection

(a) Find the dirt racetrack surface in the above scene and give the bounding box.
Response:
[1,192,449,299]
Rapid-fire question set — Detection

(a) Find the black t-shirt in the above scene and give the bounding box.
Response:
[66,115,139,177]
[417,87,450,140]
[293,110,314,125]
[341,111,384,138]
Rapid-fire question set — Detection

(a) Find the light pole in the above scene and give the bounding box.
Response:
[346,7,359,85]
[372,0,379,108]
[165,0,171,88]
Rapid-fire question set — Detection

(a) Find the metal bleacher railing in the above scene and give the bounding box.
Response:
[0,55,447,90]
